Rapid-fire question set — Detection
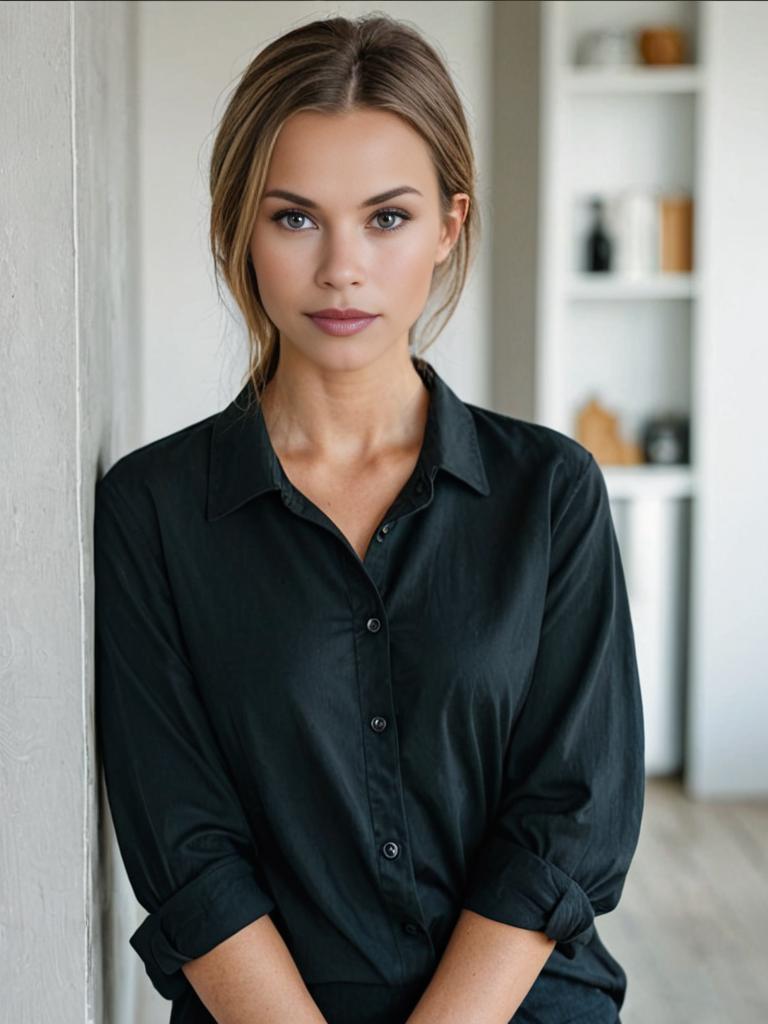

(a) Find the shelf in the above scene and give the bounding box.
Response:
[567,273,698,300]
[564,66,702,94]
[527,0,716,788]
[600,463,694,499]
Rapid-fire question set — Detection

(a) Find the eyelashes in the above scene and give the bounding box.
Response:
[269,207,412,234]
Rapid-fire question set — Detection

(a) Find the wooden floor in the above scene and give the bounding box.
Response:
[596,776,768,1023]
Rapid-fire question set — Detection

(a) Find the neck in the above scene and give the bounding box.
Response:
[259,346,430,466]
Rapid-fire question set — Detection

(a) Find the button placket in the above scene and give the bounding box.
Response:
[353,549,436,974]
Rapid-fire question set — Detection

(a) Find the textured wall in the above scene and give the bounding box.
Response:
[0,2,139,1021]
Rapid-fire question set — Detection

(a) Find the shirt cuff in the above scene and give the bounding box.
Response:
[129,855,276,999]
[461,840,596,960]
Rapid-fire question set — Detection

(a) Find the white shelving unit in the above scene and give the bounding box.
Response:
[536,1,707,776]
[495,0,768,797]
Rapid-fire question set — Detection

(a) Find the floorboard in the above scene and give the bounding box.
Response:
[597,776,768,1023]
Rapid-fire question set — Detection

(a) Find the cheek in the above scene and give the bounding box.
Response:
[251,231,294,284]
[376,232,437,294]
[250,242,298,317]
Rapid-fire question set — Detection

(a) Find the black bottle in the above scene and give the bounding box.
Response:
[586,197,612,272]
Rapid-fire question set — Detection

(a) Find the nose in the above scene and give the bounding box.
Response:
[314,225,367,289]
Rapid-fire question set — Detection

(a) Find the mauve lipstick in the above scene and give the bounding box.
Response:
[305,307,380,337]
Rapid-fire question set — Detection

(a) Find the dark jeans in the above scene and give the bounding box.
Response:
[172,973,621,1024]
[304,974,621,1024]
[512,972,621,1023]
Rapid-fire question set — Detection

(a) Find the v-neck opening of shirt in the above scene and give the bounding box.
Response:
[258,354,440,563]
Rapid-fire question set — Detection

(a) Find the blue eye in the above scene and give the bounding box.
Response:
[270,207,411,233]
[372,208,410,232]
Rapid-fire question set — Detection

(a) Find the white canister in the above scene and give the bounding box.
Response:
[612,188,659,279]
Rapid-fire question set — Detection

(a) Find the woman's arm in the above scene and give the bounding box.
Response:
[405,909,554,1024]
[94,470,324,1017]
[181,913,327,1024]
[407,451,644,1023]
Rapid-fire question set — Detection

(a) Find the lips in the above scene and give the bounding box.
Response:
[306,309,380,337]
[308,308,376,319]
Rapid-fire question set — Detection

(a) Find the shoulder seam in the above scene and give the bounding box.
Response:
[551,451,594,538]
[96,472,154,544]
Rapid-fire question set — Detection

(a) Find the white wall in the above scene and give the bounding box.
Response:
[0,2,139,1021]
[137,0,493,445]
[687,1,768,798]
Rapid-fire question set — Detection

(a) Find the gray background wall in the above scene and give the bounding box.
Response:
[0,2,139,1020]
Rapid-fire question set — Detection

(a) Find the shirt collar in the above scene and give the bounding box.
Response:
[206,354,491,522]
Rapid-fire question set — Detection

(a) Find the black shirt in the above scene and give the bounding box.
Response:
[94,355,644,1024]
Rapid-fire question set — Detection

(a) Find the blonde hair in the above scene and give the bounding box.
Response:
[208,11,481,403]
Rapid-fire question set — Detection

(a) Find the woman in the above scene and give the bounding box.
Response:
[95,13,644,1024]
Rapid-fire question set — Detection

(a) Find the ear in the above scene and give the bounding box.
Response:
[435,194,470,266]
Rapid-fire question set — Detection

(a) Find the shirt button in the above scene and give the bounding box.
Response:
[402,921,420,936]
[415,479,425,494]
[366,617,381,633]
[381,841,400,859]
[375,522,393,543]
[370,716,387,732]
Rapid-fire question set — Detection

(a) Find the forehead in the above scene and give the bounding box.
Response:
[265,108,436,195]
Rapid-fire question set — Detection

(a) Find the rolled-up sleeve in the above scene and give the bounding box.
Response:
[461,451,645,959]
[94,473,276,999]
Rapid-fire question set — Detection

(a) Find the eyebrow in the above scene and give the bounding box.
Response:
[262,186,424,209]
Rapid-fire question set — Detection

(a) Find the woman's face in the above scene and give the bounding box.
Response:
[249,107,468,374]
